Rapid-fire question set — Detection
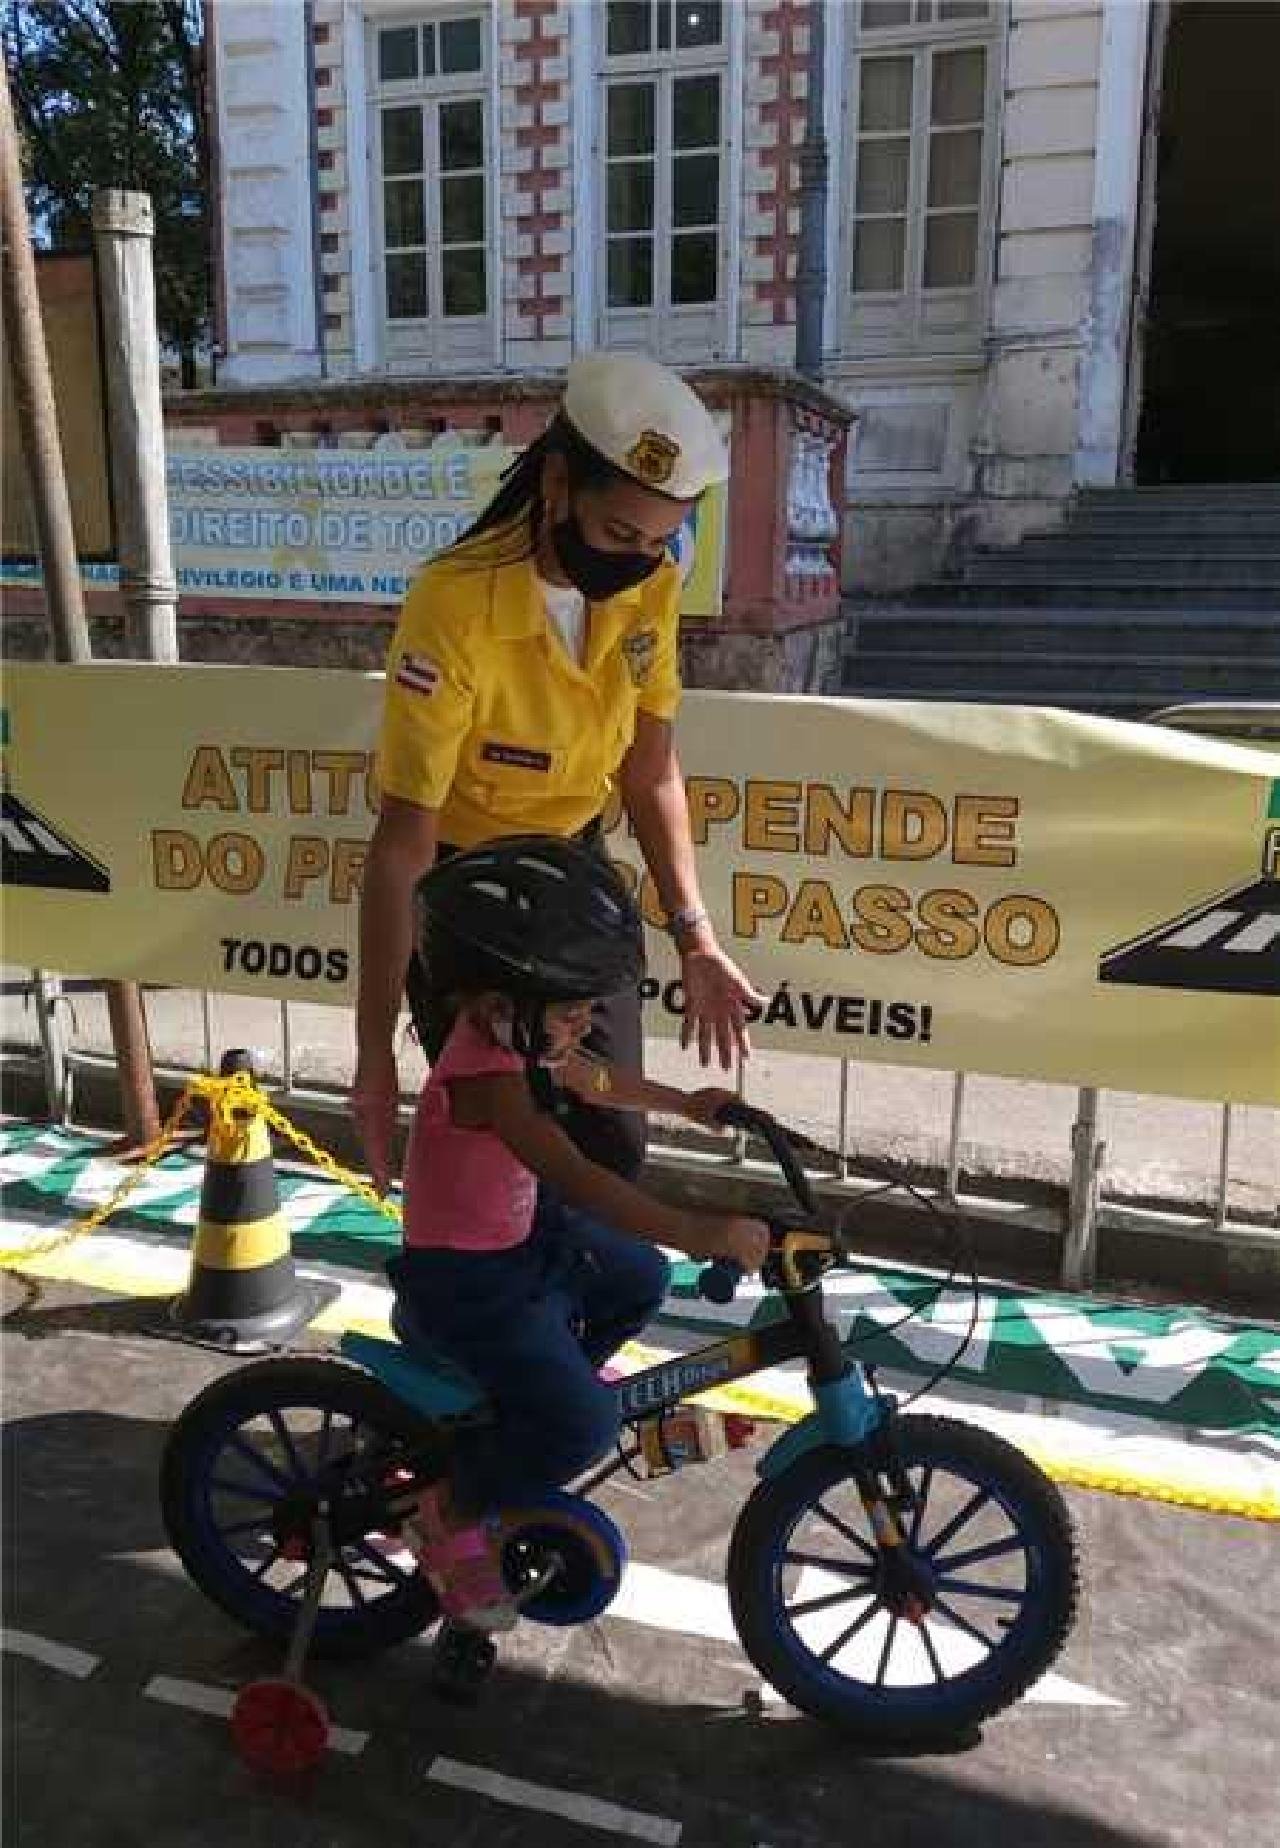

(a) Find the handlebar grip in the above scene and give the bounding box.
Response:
[712,1100,817,1218]
[697,1257,746,1304]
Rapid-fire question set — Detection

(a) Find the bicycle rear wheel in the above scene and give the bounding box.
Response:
[161,1358,441,1659]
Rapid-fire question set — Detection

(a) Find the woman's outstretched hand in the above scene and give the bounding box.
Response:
[679,937,766,1070]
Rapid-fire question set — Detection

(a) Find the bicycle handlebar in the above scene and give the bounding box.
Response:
[711,1099,818,1217]
[695,1103,825,1303]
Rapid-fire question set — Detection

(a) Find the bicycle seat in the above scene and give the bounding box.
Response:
[340,1300,488,1421]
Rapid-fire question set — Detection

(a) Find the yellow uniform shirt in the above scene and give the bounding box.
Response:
[376,543,683,848]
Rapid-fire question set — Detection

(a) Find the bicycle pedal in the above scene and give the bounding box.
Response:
[428,1622,498,1707]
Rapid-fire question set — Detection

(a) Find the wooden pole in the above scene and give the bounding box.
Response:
[92,189,179,660]
[0,58,92,662]
[1,66,162,1146]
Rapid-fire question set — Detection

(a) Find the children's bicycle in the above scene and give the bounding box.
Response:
[160,1102,1080,1772]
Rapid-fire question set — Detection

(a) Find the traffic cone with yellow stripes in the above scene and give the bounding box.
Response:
[172,1050,336,1351]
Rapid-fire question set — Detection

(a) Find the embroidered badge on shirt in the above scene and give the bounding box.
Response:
[395,652,441,697]
[481,741,553,773]
[621,628,658,686]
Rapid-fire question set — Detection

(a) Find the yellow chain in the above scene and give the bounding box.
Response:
[0,1070,402,1278]
[255,1096,403,1227]
[0,1083,199,1271]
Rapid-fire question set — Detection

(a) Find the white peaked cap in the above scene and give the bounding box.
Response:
[561,350,729,500]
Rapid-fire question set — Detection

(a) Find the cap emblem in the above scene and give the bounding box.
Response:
[625,429,681,487]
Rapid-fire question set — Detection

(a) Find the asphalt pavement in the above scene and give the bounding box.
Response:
[4,1272,1279,1848]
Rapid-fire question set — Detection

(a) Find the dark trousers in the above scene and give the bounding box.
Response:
[389,1194,670,1513]
[405,829,647,1179]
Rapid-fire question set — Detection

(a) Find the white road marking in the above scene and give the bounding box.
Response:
[1,1628,99,1679]
[427,1756,682,1846]
[608,1561,1122,1710]
[142,1675,369,1755]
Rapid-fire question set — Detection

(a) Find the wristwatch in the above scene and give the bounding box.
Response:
[668,904,710,944]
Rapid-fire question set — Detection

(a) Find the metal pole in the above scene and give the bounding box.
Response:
[91,190,179,661]
[945,1072,966,1206]
[1064,1086,1104,1289]
[0,59,91,660]
[837,1057,852,1178]
[31,970,68,1123]
[794,0,828,380]
[1214,1103,1233,1234]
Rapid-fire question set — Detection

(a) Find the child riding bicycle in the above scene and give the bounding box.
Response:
[390,835,769,1633]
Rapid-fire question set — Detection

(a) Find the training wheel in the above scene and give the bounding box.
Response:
[231,1677,330,1776]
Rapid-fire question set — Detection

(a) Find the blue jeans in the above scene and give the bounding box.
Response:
[387,1191,670,1515]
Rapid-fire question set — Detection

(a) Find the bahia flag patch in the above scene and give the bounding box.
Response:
[395,652,441,697]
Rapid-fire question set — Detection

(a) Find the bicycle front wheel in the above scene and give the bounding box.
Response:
[727,1414,1080,1748]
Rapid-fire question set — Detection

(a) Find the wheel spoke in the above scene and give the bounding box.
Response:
[213,1516,275,1541]
[818,1596,881,1665]
[249,1547,283,1583]
[934,1575,1024,1604]
[781,1549,875,1581]
[918,1619,947,1685]
[908,1467,934,1548]
[787,1582,876,1621]
[335,1558,368,1608]
[874,1614,900,1688]
[225,1434,295,1495]
[351,1540,415,1588]
[933,1594,997,1652]
[208,1475,281,1505]
[811,1499,877,1560]
[266,1409,310,1485]
[922,1486,990,1560]
[934,1534,1025,1574]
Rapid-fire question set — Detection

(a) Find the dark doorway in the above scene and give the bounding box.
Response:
[1134,1,1280,483]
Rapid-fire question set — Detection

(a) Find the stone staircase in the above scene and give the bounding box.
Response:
[843,484,1280,716]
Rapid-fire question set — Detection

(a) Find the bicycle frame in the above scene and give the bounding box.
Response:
[606,1256,886,1487]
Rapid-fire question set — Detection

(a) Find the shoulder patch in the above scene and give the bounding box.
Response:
[395,652,441,696]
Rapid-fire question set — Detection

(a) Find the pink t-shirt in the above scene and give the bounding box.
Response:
[402,1014,538,1252]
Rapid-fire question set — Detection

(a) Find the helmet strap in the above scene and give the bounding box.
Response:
[510,996,571,1119]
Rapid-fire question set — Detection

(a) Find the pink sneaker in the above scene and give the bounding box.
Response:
[412,1484,517,1634]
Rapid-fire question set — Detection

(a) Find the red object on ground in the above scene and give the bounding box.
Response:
[231,1678,330,1776]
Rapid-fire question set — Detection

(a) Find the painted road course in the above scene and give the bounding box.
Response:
[3,1119,1278,1521]
[4,1269,1280,1843]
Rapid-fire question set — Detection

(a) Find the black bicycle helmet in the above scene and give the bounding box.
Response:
[415,834,645,1008]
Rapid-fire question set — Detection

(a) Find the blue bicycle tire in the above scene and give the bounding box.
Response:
[726,1414,1080,1747]
[160,1358,440,1659]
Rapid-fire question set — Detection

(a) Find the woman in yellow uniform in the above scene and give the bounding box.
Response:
[355,351,760,1190]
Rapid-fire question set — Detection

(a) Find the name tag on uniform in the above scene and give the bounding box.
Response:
[481,741,553,773]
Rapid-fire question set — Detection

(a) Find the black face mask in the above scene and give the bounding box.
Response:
[550,507,663,601]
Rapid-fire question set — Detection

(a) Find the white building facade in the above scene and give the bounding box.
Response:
[207,0,1280,587]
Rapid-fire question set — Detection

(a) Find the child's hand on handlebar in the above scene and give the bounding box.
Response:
[682,1087,741,1130]
[678,1212,771,1273]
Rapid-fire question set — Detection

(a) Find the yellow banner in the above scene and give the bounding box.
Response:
[2,664,1277,1104]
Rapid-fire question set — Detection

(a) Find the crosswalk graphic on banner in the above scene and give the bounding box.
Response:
[1099,876,1280,997]
[0,790,111,893]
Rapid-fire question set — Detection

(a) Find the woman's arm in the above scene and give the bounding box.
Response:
[353,795,439,1190]
[618,712,764,1069]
